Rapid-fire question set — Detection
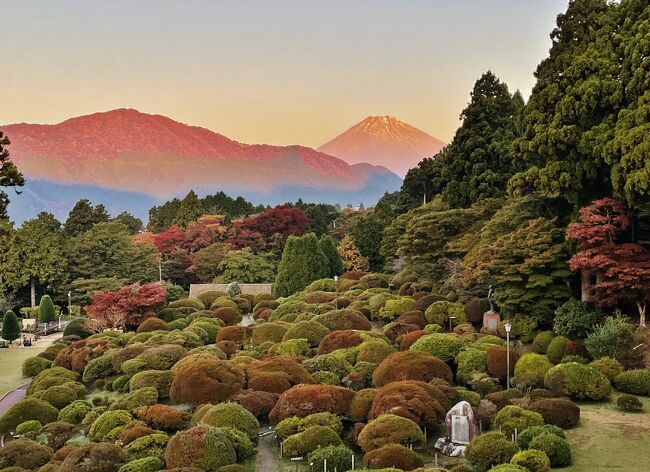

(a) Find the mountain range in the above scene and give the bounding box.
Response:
[1,110,441,223]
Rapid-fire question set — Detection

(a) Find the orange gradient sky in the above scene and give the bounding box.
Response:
[1,0,568,147]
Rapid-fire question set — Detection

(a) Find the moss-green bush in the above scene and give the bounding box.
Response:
[251,322,289,346]
[110,387,159,411]
[124,432,169,460]
[58,400,93,425]
[528,432,572,467]
[22,356,53,377]
[424,301,466,326]
[356,340,396,365]
[130,370,173,398]
[493,406,544,438]
[303,353,353,377]
[87,409,133,441]
[514,354,553,388]
[588,356,624,381]
[118,456,165,472]
[357,414,424,452]
[0,438,53,470]
[488,465,528,472]
[169,298,205,310]
[308,445,353,472]
[40,385,79,409]
[532,331,555,354]
[379,297,416,321]
[268,338,311,356]
[282,425,342,457]
[15,419,42,434]
[410,333,465,362]
[57,442,127,472]
[275,412,343,440]
[193,402,259,442]
[617,394,643,412]
[456,388,481,407]
[0,397,59,434]
[614,369,650,396]
[510,449,550,472]
[516,425,565,450]
[282,320,330,346]
[164,425,237,471]
[269,301,309,321]
[456,348,488,385]
[466,432,520,472]
[221,426,255,460]
[544,362,611,400]
[545,335,568,364]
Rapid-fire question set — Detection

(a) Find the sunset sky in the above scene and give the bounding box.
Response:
[2,0,568,147]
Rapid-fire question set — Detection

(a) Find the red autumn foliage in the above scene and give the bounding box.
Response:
[317,330,364,355]
[269,384,355,423]
[368,380,449,427]
[153,225,187,253]
[372,351,453,386]
[182,215,228,252]
[229,389,280,418]
[231,205,310,249]
[486,346,519,381]
[567,198,650,326]
[245,357,314,393]
[86,282,167,330]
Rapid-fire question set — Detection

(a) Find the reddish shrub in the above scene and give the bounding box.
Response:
[334,298,352,308]
[414,294,446,312]
[118,423,154,445]
[164,425,236,470]
[269,384,355,424]
[464,297,491,324]
[245,357,313,393]
[216,326,247,345]
[383,322,422,342]
[486,347,519,381]
[396,310,427,327]
[305,292,336,304]
[254,308,273,321]
[136,317,168,333]
[216,341,238,357]
[369,380,449,427]
[136,404,188,430]
[169,356,244,406]
[229,389,280,418]
[373,351,453,386]
[528,398,580,428]
[340,271,367,281]
[363,443,423,470]
[349,388,377,422]
[317,330,364,355]
[212,307,242,326]
[398,330,427,350]
[54,339,115,373]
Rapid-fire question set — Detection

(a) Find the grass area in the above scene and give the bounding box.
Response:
[0,344,46,396]
[565,392,650,471]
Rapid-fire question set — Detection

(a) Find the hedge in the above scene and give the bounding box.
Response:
[544,362,611,400]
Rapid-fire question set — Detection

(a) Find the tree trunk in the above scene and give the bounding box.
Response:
[30,277,36,308]
[637,300,647,329]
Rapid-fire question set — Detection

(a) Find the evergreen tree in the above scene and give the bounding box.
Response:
[63,199,110,237]
[112,212,143,234]
[214,248,276,284]
[275,233,329,297]
[148,198,182,232]
[350,214,385,271]
[319,234,343,277]
[337,235,369,272]
[0,131,25,220]
[2,310,20,343]
[173,190,205,228]
[38,294,56,324]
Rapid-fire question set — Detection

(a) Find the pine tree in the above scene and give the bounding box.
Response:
[274,233,329,297]
[38,294,57,324]
[319,234,344,277]
[2,310,20,343]
[173,191,205,228]
[337,235,369,272]
[0,131,25,220]
[64,199,110,237]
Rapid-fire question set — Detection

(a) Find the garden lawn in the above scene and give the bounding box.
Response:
[565,393,650,471]
[0,344,49,396]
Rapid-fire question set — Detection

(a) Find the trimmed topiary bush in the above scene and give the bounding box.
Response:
[193,402,259,442]
[424,300,467,327]
[545,336,568,364]
[544,362,611,400]
[456,348,488,385]
[130,370,173,398]
[57,442,128,472]
[493,406,544,438]
[363,443,424,470]
[136,404,187,430]
[614,369,650,396]
[357,414,424,452]
[314,309,372,331]
[0,397,59,434]
[369,380,448,427]
[118,456,165,472]
[349,388,377,422]
[15,419,42,434]
[275,412,343,440]
[516,425,565,450]
[466,432,520,472]
[510,449,550,472]
[317,330,364,354]
[379,297,416,321]
[308,445,353,472]
[22,356,53,377]
[164,425,236,471]
[617,394,643,412]
[409,333,465,362]
[251,322,289,346]
[589,356,624,381]
[486,346,519,381]
[283,425,342,457]
[137,317,169,333]
[484,388,524,409]
[169,298,205,310]
[58,400,92,425]
[528,432,572,467]
[514,354,553,388]
[245,357,313,394]
[40,384,79,409]
[488,465,527,472]
[169,356,244,406]
[0,438,53,470]
[87,409,134,441]
[373,350,453,386]
[124,432,169,460]
[269,384,355,423]
[110,387,159,411]
[528,398,580,428]
[532,331,555,355]
[282,320,330,347]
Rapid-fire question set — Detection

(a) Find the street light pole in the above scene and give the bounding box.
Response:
[333,276,338,309]
[505,322,512,388]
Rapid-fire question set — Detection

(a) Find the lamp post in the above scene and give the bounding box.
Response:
[449,316,457,333]
[505,322,512,388]
[333,276,339,309]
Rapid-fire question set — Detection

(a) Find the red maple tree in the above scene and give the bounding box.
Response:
[567,198,650,327]
[86,282,167,330]
[232,205,309,249]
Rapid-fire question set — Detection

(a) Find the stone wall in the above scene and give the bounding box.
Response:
[189,283,273,298]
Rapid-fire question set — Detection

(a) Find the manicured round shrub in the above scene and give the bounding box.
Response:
[484,388,524,410]
[22,356,53,377]
[134,344,188,371]
[57,442,127,472]
[251,322,289,346]
[424,300,466,326]
[456,387,481,406]
[268,338,311,356]
[245,357,313,393]
[87,409,133,441]
[283,425,342,457]
[164,425,236,471]
[544,362,611,400]
[275,412,343,440]
[137,317,169,333]
[528,432,572,467]
[124,432,169,460]
[303,353,353,378]
[213,307,243,326]
[58,400,92,425]
[614,369,650,396]
[41,384,79,409]
[516,425,565,450]
[399,329,427,350]
[357,414,424,452]
[130,370,174,398]
[589,356,624,381]
[110,386,159,411]
[456,348,488,385]
[216,325,247,345]
[373,350,452,386]
[136,404,187,430]
[229,389,280,418]
[308,445,353,472]
[63,317,92,338]
[510,449,550,472]
[0,397,59,434]
[269,384,355,423]
[356,340,396,365]
[314,309,372,331]
[493,406,544,438]
[379,297,417,321]
[514,354,553,388]
[617,394,643,412]
[369,380,448,427]
[528,398,580,428]
[553,299,601,339]
[545,335,568,364]
[169,356,244,406]
[466,432,519,472]
[193,402,259,442]
[532,331,555,354]
[15,419,42,434]
[317,330,364,354]
[169,298,205,310]
[118,456,165,472]
[282,320,330,347]
[488,465,527,472]
[40,421,82,450]
[363,443,424,470]
[486,346,519,381]
[409,333,465,362]
[0,438,53,470]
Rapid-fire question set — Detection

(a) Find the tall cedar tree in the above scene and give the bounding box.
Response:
[350,214,386,272]
[173,190,205,228]
[4,212,66,307]
[0,131,25,220]
[319,234,344,278]
[2,310,20,343]
[274,233,329,297]
[112,212,143,234]
[438,71,521,208]
[567,198,650,326]
[38,294,57,324]
[63,199,110,237]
